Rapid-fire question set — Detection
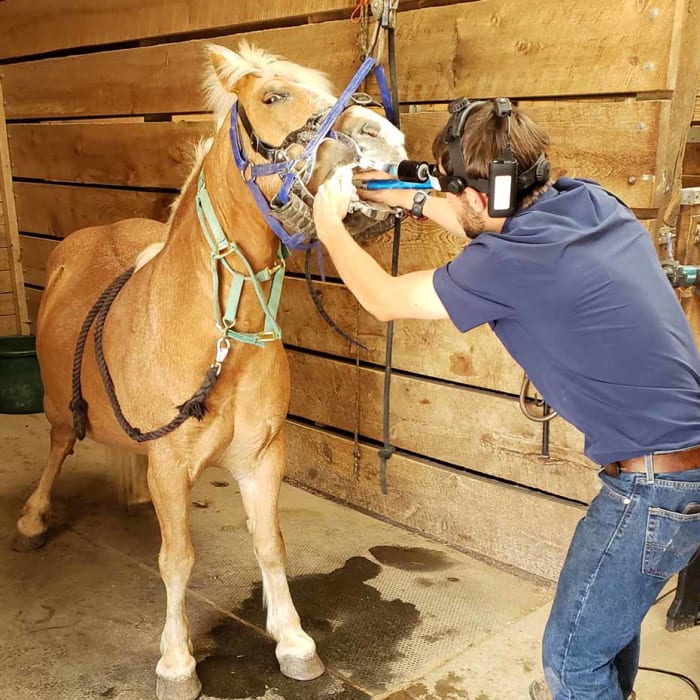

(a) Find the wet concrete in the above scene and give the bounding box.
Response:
[230,556,420,693]
[369,546,458,573]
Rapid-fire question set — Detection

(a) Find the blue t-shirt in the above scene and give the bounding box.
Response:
[433,178,700,465]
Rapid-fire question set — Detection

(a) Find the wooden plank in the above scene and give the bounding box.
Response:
[0,247,8,271]
[14,182,175,238]
[287,350,599,503]
[281,277,523,395]
[0,0,354,60]
[1,19,360,119]
[0,292,15,316]
[2,1,681,120]
[20,236,55,287]
[287,218,465,279]
[285,420,584,581]
[392,0,678,102]
[8,242,526,396]
[684,140,700,176]
[659,0,700,230]
[8,99,667,206]
[0,80,29,333]
[0,314,19,335]
[8,121,213,188]
[0,270,12,292]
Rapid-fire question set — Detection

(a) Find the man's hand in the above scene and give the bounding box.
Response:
[313,166,359,242]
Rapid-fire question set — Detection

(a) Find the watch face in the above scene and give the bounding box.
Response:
[411,191,428,218]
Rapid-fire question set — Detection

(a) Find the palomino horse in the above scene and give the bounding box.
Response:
[13,43,405,700]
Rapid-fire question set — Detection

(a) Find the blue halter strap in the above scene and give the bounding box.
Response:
[228,55,395,252]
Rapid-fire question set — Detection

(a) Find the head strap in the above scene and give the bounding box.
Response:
[441,97,549,198]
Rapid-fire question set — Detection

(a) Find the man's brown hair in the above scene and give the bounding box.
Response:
[432,100,551,209]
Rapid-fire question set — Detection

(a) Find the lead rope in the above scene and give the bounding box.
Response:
[70,268,222,443]
[375,0,401,494]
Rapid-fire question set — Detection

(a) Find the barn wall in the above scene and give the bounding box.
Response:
[1,0,699,580]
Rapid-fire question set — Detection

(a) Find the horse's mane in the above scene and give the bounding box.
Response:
[203,40,335,126]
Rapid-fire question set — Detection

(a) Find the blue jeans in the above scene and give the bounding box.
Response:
[542,465,700,700]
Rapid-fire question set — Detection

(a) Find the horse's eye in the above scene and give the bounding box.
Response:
[263,92,288,105]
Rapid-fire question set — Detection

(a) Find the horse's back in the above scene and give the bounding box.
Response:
[38,218,167,422]
[45,219,165,289]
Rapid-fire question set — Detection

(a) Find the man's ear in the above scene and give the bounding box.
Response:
[464,187,487,213]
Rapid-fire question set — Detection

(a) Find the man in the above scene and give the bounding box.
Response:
[312,98,700,700]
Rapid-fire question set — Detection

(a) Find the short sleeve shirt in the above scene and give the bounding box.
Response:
[433,178,700,465]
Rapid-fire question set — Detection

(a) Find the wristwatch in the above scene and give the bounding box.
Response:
[409,191,428,220]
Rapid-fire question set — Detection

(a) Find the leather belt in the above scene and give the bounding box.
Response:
[603,444,700,477]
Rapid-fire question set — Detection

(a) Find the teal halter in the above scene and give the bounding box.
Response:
[195,171,289,349]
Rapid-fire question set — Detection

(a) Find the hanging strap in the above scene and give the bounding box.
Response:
[377,9,402,495]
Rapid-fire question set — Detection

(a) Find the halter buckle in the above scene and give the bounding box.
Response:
[214,242,238,259]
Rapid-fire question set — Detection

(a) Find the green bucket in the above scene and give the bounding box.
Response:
[0,335,44,414]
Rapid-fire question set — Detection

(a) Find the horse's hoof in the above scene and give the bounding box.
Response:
[279,653,325,681]
[156,673,201,700]
[11,531,46,552]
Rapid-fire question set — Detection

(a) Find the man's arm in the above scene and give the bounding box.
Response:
[356,173,467,240]
[313,172,450,323]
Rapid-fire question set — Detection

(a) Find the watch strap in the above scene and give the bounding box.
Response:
[410,191,428,220]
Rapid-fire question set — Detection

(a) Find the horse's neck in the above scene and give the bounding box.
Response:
[166,124,278,271]
[148,122,279,331]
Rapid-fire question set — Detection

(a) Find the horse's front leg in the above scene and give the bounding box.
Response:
[147,447,202,700]
[236,432,325,681]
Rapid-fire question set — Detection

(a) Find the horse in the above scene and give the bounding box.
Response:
[13,42,406,700]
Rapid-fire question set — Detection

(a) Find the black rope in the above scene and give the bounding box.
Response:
[638,667,700,699]
[70,267,220,443]
[378,18,401,495]
[304,249,368,351]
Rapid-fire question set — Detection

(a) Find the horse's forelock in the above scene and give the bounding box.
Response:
[204,41,335,126]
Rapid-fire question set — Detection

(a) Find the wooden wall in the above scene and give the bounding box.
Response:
[0,80,29,335]
[1,0,699,581]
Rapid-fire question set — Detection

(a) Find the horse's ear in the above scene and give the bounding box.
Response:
[206,44,254,93]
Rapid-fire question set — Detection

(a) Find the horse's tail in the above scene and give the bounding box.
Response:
[112,449,151,513]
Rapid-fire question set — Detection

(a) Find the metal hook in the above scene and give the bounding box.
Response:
[519,373,558,423]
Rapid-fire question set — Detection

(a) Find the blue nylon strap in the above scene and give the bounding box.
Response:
[373,64,396,125]
[276,56,379,204]
[230,106,317,252]
[226,54,394,254]
[195,172,286,347]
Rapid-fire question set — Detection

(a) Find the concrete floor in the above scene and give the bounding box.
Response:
[0,413,697,700]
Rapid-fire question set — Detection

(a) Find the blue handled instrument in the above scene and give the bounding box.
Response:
[354,179,435,190]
